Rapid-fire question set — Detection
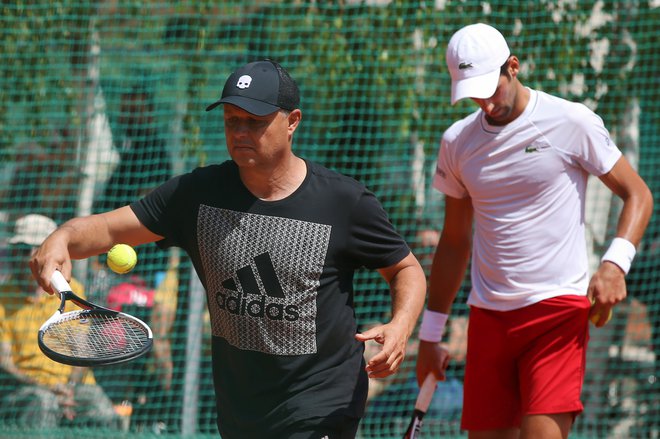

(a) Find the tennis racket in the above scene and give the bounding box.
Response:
[38,270,153,367]
[403,374,438,439]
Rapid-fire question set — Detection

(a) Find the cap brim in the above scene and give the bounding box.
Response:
[450,68,500,105]
[205,96,280,116]
[8,236,38,246]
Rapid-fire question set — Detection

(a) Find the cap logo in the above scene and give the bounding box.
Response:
[458,62,473,70]
[236,75,252,89]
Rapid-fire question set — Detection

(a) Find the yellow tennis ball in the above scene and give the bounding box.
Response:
[107,244,137,274]
[589,308,613,326]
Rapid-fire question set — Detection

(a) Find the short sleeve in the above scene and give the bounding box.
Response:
[559,104,621,176]
[347,190,411,270]
[131,173,188,248]
[433,137,469,199]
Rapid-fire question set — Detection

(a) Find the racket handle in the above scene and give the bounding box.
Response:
[50,270,72,294]
[416,374,438,411]
[403,374,438,439]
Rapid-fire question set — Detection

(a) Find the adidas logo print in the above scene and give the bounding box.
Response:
[215,252,300,322]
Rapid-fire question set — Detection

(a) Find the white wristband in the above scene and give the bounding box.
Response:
[601,237,636,275]
[418,309,449,343]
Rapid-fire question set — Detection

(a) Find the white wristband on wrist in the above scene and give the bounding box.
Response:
[418,309,449,343]
[601,237,636,275]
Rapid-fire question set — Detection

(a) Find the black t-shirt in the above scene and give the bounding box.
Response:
[131,159,410,437]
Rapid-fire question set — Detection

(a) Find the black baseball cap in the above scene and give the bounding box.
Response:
[206,60,300,116]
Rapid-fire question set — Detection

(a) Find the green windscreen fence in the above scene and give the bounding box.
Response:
[0,1,657,438]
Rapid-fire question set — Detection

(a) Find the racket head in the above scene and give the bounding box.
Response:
[38,308,153,367]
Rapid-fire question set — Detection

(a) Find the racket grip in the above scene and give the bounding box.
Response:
[50,270,72,293]
[416,374,438,411]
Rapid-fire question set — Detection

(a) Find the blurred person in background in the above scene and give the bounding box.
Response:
[94,82,172,290]
[0,214,118,430]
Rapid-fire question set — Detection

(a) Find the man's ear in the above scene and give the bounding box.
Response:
[507,55,520,78]
[288,109,302,134]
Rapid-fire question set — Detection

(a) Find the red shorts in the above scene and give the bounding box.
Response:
[461,295,591,431]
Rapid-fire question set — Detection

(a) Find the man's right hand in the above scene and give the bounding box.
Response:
[416,340,450,386]
[29,233,72,294]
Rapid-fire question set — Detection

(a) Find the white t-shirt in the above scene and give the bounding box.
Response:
[433,89,621,311]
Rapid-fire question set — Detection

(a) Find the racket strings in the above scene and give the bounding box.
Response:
[41,311,150,360]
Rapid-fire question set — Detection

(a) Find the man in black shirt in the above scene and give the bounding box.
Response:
[30,60,426,438]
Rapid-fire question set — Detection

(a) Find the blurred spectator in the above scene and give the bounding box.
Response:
[94,269,180,434]
[627,230,660,365]
[622,230,659,435]
[94,83,171,290]
[93,277,156,429]
[0,130,80,227]
[90,82,178,432]
[83,246,181,433]
[0,214,119,430]
[151,251,181,393]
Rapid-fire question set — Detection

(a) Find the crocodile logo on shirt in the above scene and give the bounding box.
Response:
[524,142,551,153]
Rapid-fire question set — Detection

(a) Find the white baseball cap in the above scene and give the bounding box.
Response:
[446,23,511,105]
[8,214,57,246]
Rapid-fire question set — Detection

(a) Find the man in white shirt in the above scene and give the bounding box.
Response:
[416,23,653,439]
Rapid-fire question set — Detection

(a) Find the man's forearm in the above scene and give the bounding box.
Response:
[380,252,427,336]
[389,263,427,336]
[426,236,471,314]
[614,194,653,247]
[54,215,117,260]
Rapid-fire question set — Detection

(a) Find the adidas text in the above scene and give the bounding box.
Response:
[216,292,300,321]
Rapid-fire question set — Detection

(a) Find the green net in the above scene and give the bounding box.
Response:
[1,1,658,438]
